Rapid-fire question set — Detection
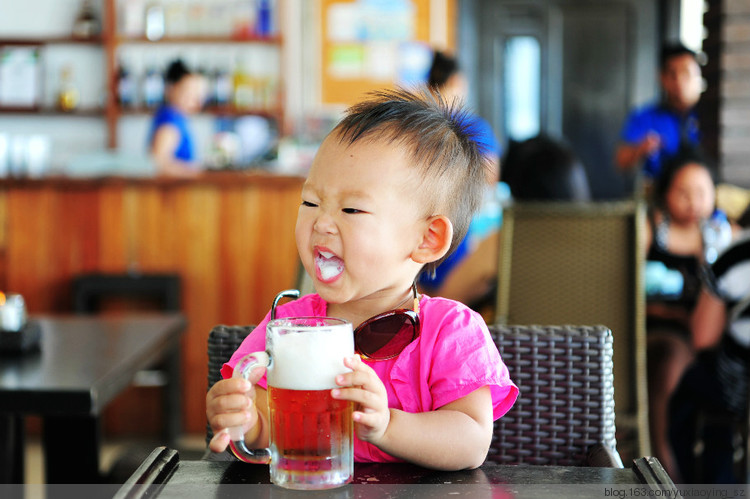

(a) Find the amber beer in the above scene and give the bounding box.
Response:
[264,317,354,489]
[267,386,353,483]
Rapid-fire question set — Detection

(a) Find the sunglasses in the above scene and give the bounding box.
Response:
[271,285,421,361]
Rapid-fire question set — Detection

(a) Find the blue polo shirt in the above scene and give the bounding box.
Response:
[620,103,700,179]
[148,105,196,162]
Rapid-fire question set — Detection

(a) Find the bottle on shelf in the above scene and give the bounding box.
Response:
[256,0,272,37]
[120,0,146,37]
[232,0,258,39]
[212,65,233,107]
[117,61,137,108]
[145,1,166,41]
[142,65,164,109]
[57,65,80,112]
[233,57,256,110]
[72,0,101,39]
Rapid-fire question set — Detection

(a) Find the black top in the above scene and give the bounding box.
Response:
[646,212,703,336]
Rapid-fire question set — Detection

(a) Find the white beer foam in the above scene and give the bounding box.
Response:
[267,322,354,390]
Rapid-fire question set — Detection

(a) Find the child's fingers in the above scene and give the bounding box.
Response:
[208,392,252,416]
[338,356,382,392]
[351,410,380,428]
[209,428,231,453]
[331,386,381,409]
[208,378,252,399]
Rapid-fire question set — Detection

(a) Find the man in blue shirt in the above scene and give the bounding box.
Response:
[616,43,703,180]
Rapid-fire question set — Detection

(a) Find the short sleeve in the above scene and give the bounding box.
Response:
[406,298,518,420]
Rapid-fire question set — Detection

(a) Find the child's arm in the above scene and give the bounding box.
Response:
[333,355,494,470]
[206,370,270,453]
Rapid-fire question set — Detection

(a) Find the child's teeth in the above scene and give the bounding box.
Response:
[320,251,334,259]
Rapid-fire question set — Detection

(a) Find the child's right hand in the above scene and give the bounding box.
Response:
[206,368,265,453]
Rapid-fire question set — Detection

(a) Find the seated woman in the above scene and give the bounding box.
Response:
[148,59,206,177]
[642,148,734,480]
[669,230,750,483]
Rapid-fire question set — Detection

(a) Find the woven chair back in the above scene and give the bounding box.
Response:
[495,200,649,457]
[488,324,619,466]
[206,324,256,445]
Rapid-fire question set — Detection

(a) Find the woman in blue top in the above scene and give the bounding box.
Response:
[149,59,205,177]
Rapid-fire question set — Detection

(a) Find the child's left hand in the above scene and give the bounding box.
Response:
[332,355,390,444]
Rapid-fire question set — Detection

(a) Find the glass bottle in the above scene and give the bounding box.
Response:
[117,61,136,108]
[233,57,255,109]
[145,1,165,41]
[142,65,164,109]
[72,0,101,39]
[213,65,232,107]
[57,65,80,112]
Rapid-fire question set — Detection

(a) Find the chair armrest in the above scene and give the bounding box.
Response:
[586,443,624,468]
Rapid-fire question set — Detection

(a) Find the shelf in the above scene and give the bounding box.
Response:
[0,106,104,116]
[0,37,103,46]
[117,105,280,118]
[115,35,281,45]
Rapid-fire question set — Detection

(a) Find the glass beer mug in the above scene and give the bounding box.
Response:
[229,299,355,490]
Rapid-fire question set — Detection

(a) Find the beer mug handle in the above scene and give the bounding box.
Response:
[229,352,272,464]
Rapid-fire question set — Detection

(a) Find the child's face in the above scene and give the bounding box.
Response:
[296,134,427,306]
[665,163,715,224]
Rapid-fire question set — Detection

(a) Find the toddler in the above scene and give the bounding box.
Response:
[206,88,518,470]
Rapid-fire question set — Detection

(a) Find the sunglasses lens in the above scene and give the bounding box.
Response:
[356,313,416,359]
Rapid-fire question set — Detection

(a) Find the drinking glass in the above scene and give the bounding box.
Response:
[230,317,354,490]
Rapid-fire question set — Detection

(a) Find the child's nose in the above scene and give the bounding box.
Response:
[313,212,337,234]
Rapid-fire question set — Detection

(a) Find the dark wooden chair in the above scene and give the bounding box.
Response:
[488,324,623,467]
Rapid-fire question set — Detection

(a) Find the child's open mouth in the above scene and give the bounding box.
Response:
[315,250,344,282]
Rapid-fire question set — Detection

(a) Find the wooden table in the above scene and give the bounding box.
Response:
[114,447,681,499]
[0,314,186,484]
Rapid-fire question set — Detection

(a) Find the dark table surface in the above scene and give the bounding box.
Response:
[114,447,681,499]
[0,314,186,484]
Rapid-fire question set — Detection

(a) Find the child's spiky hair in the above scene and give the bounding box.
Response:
[332,87,488,275]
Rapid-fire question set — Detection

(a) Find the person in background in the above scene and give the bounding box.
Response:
[206,88,518,468]
[642,148,734,480]
[148,59,206,177]
[669,230,750,483]
[616,43,703,184]
[417,50,506,310]
[501,134,591,202]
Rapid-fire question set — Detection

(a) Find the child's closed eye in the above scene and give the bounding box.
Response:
[342,208,365,214]
[301,200,318,208]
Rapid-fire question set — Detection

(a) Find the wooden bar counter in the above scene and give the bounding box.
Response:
[0,171,305,435]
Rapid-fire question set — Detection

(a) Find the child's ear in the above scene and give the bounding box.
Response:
[412,215,453,264]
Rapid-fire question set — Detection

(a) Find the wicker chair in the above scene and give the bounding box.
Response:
[205,323,622,467]
[488,324,622,467]
[495,201,649,459]
[205,324,256,446]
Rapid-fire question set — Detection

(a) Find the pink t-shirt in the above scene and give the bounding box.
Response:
[221,293,518,463]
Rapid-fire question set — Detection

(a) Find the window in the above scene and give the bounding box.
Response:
[504,36,541,141]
